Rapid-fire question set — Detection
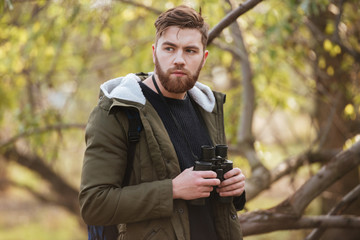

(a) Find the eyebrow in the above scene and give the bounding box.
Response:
[161,41,201,50]
[161,41,177,47]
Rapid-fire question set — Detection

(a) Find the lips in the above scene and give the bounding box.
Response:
[171,70,187,76]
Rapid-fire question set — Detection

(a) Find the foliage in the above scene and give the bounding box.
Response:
[1,0,359,239]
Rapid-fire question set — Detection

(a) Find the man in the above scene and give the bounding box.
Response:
[79,5,246,240]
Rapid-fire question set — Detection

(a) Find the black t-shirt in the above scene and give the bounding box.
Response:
[139,81,218,240]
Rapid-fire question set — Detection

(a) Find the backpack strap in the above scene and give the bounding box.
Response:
[87,108,142,240]
[120,108,142,187]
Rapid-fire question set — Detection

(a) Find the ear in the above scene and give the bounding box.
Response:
[152,44,156,63]
[201,50,209,68]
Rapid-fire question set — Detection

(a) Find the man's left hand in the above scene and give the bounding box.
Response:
[216,168,245,197]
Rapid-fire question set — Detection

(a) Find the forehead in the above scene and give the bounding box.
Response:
[157,26,203,48]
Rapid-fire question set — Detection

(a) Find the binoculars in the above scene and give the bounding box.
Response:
[191,144,233,205]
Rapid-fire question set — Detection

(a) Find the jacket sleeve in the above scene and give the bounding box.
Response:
[233,191,246,211]
[79,105,173,225]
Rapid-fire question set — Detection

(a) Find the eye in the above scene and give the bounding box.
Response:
[186,49,197,54]
[164,47,174,52]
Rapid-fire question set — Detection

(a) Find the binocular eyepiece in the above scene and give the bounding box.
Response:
[191,144,233,205]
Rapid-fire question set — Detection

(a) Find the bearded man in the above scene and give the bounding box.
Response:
[79,5,246,240]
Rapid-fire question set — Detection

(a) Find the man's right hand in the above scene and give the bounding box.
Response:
[172,167,220,200]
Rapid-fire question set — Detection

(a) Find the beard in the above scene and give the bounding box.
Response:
[154,54,204,94]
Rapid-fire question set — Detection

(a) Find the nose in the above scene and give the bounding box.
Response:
[173,50,185,66]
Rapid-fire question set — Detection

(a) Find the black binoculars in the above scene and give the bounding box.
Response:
[191,144,233,205]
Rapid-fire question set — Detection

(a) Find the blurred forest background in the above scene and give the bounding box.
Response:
[0,0,360,239]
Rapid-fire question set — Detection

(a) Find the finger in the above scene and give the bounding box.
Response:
[220,174,245,187]
[195,186,214,198]
[196,170,217,179]
[201,186,214,193]
[201,178,220,186]
[218,181,245,192]
[199,190,212,198]
[223,168,242,179]
[218,187,245,197]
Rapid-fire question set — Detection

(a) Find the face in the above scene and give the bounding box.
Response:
[153,26,208,96]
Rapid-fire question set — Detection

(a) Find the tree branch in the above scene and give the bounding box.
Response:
[275,141,360,216]
[219,0,270,200]
[0,178,53,204]
[207,0,263,45]
[116,0,162,15]
[3,146,80,215]
[240,213,360,236]
[228,144,338,201]
[0,123,85,149]
[211,39,243,60]
[270,150,339,183]
[238,142,360,235]
[118,0,263,46]
[305,184,360,240]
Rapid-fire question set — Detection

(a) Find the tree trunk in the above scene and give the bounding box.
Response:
[308,0,360,238]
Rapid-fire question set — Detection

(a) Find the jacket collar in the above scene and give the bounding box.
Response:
[100,73,216,113]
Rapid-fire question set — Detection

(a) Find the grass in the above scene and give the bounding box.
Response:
[0,188,86,240]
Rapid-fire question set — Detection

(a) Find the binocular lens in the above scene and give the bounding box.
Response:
[201,145,215,160]
[215,144,228,158]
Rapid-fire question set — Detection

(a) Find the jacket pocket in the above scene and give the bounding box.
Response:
[125,219,176,240]
[143,227,170,240]
[229,207,243,240]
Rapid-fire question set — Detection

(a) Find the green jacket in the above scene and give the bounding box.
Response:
[79,73,244,240]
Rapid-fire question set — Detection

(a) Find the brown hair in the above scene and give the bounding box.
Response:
[154,5,209,50]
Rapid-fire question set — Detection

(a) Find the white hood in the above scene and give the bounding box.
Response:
[100,73,216,112]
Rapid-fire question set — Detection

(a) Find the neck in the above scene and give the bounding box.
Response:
[143,74,187,99]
